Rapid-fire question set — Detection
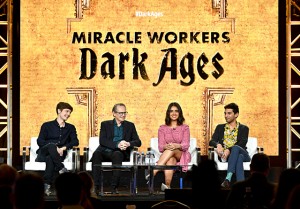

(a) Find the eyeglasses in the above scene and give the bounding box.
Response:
[115,112,128,116]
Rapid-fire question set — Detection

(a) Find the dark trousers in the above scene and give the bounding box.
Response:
[36,143,66,184]
[91,150,126,188]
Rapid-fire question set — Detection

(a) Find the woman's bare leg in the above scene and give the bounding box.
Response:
[164,157,177,188]
[153,149,182,177]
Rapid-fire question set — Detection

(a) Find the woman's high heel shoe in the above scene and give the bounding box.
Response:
[145,174,150,184]
[161,183,170,191]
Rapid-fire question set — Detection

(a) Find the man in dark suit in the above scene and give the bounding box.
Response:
[91,103,142,194]
[225,153,275,209]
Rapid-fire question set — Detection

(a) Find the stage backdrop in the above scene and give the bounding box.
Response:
[20,0,278,155]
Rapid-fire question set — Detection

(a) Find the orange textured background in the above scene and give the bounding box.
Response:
[20,0,278,155]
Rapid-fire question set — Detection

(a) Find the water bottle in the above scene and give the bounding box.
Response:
[133,150,137,165]
[136,152,141,165]
[150,151,155,165]
[208,147,214,160]
[145,150,150,165]
[141,152,145,165]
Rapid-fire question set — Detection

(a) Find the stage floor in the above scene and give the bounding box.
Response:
[43,167,282,209]
[45,187,231,209]
[44,171,191,209]
[45,187,165,209]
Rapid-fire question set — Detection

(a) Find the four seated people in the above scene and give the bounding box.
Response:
[28,102,259,195]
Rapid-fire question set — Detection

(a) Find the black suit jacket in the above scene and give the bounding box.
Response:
[209,123,249,151]
[95,119,142,160]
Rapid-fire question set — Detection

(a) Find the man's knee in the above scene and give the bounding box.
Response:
[112,151,123,158]
[112,151,124,163]
[47,143,58,153]
[231,145,242,153]
[238,153,244,161]
[45,155,53,164]
[91,150,103,163]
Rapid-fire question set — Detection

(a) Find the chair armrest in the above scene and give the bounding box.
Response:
[196,147,201,164]
[83,146,89,171]
[208,147,215,160]
[71,147,80,171]
[22,146,30,171]
[130,147,139,164]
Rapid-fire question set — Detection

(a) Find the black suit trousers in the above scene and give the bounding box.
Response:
[91,150,126,188]
[36,143,66,184]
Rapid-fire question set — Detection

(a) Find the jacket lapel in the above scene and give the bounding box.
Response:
[108,120,115,138]
[122,121,128,140]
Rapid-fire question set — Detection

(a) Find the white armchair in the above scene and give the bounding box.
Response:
[83,136,137,171]
[22,137,80,171]
[208,137,263,170]
[83,136,139,195]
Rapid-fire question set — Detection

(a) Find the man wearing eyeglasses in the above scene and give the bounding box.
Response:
[91,103,142,195]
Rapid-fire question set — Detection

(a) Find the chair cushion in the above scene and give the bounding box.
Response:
[88,137,100,161]
[246,137,258,158]
[24,162,74,171]
[85,137,135,171]
[213,137,258,171]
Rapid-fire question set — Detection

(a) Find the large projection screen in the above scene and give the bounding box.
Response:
[20,0,278,155]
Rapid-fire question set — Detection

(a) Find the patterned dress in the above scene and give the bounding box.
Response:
[157,124,191,172]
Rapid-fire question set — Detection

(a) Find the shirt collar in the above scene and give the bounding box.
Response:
[55,119,65,128]
[225,122,240,130]
[113,118,123,127]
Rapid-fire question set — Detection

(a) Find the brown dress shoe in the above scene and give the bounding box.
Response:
[221,179,230,188]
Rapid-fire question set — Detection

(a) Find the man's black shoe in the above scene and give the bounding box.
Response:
[59,167,68,174]
[221,179,230,188]
[112,187,119,194]
[44,183,51,196]
[94,186,100,196]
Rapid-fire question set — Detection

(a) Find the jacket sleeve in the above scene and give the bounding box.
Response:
[63,124,79,149]
[125,122,142,148]
[37,123,49,147]
[209,124,224,147]
[235,124,249,149]
[180,125,190,152]
[158,126,166,152]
